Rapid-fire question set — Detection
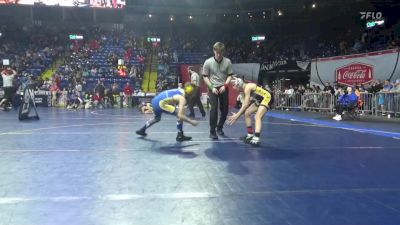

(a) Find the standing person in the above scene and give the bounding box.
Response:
[0,67,17,111]
[135,83,199,142]
[187,66,206,118]
[202,42,234,139]
[227,78,272,147]
[94,79,105,98]
[123,82,133,107]
[49,81,60,107]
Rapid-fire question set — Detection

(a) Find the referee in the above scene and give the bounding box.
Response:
[202,42,233,139]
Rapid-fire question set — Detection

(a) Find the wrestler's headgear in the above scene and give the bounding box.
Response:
[232,77,244,88]
[184,83,195,96]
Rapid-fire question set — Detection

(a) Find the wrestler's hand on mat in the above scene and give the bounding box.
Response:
[227,112,239,125]
[218,85,226,94]
[212,87,219,95]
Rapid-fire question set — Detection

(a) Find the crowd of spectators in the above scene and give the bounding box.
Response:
[1,21,400,113]
[167,20,400,64]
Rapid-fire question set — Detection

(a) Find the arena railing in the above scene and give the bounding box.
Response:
[302,92,333,112]
[375,92,400,117]
[359,92,375,115]
[274,93,303,111]
[272,91,400,117]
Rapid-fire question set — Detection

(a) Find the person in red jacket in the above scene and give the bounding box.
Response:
[123,82,133,107]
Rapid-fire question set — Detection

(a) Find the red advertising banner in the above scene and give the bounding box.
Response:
[311,48,400,85]
[336,63,374,85]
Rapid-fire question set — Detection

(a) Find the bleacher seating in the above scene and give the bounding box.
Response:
[57,36,145,92]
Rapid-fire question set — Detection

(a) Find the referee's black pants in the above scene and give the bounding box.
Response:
[209,87,229,133]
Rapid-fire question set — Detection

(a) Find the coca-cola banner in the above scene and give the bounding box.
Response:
[310,49,400,86]
[336,63,374,85]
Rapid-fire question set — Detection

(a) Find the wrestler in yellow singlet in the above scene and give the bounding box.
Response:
[228,78,272,147]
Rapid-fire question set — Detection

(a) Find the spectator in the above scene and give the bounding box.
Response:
[94,80,105,98]
[92,91,104,108]
[49,81,60,107]
[377,80,394,115]
[123,82,133,107]
[392,80,400,92]
[0,67,17,110]
[333,86,359,121]
[187,66,206,118]
[352,38,364,52]
[323,82,335,95]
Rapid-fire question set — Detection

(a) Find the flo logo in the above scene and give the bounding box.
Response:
[360,12,383,20]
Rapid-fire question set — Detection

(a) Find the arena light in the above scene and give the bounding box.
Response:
[69,34,83,40]
[251,35,266,42]
[189,15,193,19]
[147,37,161,43]
[312,3,316,8]
[277,10,283,16]
[148,14,152,18]
[3,59,10,66]
[236,14,240,18]
[366,19,385,28]
[170,16,174,21]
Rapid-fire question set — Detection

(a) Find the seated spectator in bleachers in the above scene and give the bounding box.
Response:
[67,91,84,110]
[57,88,68,107]
[84,93,93,109]
[352,38,365,52]
[333,86,359,121]
[90,67,98,76]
